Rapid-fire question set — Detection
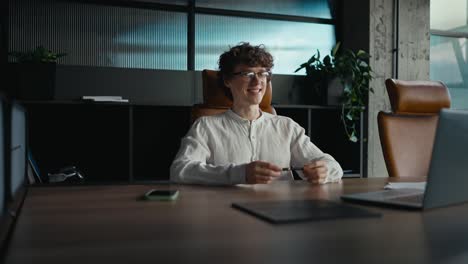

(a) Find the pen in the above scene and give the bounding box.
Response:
[281,167,304,171]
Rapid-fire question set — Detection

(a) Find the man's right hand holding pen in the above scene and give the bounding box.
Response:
[282,161,328,184]
[245,160,328,185]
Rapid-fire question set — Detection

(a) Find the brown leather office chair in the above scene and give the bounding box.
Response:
[191,70,276,122]
[378,79,451,177]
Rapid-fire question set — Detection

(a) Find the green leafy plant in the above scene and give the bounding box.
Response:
[295,42,374,142]
[9,45,67,63]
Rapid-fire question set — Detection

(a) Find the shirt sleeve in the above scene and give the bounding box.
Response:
[289,121,343,183]
[170,118,247,185]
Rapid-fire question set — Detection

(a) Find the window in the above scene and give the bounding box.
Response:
[195,14,335,74]
[430,0,468,109]
[9,0,336,75]
[195,0,332,18]
[9,0,187,70]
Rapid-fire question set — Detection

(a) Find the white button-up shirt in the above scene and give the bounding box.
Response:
[170,109,343,185]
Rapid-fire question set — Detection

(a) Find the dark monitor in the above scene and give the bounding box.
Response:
[0,97,9,250]
[0,98,4,215]
[9,102,27,200]
[0,100,27,251]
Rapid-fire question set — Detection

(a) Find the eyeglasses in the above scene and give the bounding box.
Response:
[232,70,272,81]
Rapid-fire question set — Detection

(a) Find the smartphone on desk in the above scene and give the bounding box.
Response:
[143,189,179,201]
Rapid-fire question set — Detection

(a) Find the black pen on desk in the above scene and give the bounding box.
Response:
[281,167,303,171]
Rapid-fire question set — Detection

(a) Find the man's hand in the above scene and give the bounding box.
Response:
[303,160,328,185]
[245,161,281,184]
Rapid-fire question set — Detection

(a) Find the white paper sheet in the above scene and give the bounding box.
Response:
[384,182,426,190]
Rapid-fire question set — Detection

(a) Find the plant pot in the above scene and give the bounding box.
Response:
[326,77,349,106]
[293,76,327,105]
[15,62,56,100]
[293,76,348,106]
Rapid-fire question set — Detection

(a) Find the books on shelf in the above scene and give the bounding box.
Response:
[82,96,129,103]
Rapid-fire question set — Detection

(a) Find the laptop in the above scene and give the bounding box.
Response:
[341,109,468,210]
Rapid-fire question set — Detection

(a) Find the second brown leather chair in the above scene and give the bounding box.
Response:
[378,79,451,177]
[191,70,276,123]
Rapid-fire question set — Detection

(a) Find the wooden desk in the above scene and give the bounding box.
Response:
[4,178,468,264]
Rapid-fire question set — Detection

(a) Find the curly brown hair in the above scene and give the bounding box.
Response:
[217,42,274,100]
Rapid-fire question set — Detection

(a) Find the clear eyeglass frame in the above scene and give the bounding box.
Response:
[232,70,272,81]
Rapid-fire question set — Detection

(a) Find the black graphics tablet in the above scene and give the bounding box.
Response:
[232,199,381,224]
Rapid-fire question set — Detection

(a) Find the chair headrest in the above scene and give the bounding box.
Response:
[385,78,451,114]
[202,70,233,107]
[202,69,273,109]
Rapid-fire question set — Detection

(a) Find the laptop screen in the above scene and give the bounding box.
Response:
[0,99,4,215]
[10,102,26,198]
[424,109,468,209]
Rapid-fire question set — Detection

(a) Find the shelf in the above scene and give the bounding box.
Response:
[275,107,363,177]
[24,102,191,182]
[24,102,363,182]
[26,103,131,182]
[273,104,341,109]
[343,173,361,178]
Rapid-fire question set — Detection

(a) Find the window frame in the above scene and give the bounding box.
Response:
[430,8,468,109]
[74,0,337,71]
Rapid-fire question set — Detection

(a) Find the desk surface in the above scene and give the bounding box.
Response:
[4,178,468,264]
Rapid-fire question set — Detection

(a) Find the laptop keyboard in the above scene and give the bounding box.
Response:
[388,194,424,204]
[342,189,425,206]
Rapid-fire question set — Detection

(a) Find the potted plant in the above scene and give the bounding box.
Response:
[9,46,66,100]
[295,43,374,142]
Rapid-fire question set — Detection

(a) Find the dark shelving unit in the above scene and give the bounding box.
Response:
[275,105,363,178]
[23,101,362,184]
[24,101,191,183]
[132,105,191,181]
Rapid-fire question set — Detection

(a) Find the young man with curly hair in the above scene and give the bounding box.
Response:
[171,42,343,185]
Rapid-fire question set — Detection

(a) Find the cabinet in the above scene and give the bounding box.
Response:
[25,102,363,183]
[275,105,363,178]
[132,105,191,181]
[25,101,191,183]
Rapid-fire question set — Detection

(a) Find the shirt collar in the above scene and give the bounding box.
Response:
[226,109,265,124]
